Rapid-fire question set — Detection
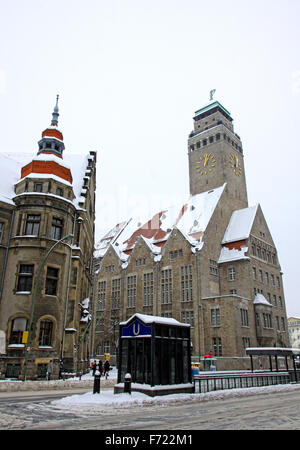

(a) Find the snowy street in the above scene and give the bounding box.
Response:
[1,369,300,430]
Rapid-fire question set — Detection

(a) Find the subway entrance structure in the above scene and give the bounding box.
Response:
[114,314,194,396]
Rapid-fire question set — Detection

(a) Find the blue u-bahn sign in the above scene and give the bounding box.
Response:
[121,319,152,338]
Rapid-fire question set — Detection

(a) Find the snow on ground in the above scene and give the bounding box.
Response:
[51,381,300,413]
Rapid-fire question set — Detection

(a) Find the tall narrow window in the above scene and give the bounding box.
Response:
[25,214,40,236]
[39,319,53,346]
[228,266,235,281]
[211,308,220,326]
[51,217,63,240]
[240,309,249,327]
[212,337,222,356]
[181,265,193,302]
[161,269,172,304]
[111,278,121,310]
[17,264,34,292]
[98,281,106,310]
[143,272,153,306]
[45,267,59,295]
[209,260,218,276]
[127,275,137,308]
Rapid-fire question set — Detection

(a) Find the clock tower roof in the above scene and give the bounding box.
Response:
[193,100,233,123]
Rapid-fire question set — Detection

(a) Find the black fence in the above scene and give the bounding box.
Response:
[193,371,292,393]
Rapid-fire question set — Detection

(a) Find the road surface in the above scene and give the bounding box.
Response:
[1,387,300,430]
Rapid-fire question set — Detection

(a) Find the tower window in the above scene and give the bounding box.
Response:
[17,264,34,292]
[45,267,59,296]
[51,217,63,240]
[56,187,63,197]
[24,214,40,236]
[34,183,42,192]
[209,136,214,143]
[203,139,207,146]
[216,133,221,141]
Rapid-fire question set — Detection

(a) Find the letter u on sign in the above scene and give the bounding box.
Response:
[133,322,140,336]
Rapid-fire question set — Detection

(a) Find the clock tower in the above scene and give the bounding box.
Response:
[188,98,248,210]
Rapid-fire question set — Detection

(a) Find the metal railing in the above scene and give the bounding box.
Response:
[193,371,291,393]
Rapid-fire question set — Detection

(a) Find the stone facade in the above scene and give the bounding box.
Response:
[288,317,300,349]
[93,99,289,370]
[0,101,97,380]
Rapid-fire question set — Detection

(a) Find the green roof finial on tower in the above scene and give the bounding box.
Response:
[209,89,216,102]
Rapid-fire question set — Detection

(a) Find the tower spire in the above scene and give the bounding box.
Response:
[51,94,59,126]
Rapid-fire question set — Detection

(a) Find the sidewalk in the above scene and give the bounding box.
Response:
[0,371,116,392]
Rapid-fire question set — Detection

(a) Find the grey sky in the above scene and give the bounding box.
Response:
[0,0,299,316]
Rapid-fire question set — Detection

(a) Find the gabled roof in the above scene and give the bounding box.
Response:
[222,204,258,244]
[96,183,226,258]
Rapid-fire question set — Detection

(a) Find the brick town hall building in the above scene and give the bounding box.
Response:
[0,98,96,379]
[94,97,289,370]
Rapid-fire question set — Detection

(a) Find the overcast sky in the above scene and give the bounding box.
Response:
[0,0,299,317]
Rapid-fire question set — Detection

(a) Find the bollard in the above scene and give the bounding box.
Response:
[124,373,132,394]
[93,369,101,394]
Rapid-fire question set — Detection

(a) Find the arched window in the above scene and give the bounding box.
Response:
[9,317,28,344]
[38,319,53,346]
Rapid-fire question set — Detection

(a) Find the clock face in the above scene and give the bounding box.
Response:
[229,154,242,176]
[195,153,216,176]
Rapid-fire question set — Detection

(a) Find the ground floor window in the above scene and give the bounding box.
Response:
[39,319,53,346]
[9,317,27,344]
[212,337,222,356]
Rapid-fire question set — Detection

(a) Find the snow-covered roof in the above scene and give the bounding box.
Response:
[0,151,93,209]
[222,204,258,244]
[253,293,272,306]
[96,183,226,258]
[218,245,250,264]
[120,313,190,327]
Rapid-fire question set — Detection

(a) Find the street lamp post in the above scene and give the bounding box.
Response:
[22,233,74,381]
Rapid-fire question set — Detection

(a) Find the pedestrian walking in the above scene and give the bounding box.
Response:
[104,360,110,379]
[98,359,103,375]
[92,360,97,376]
[46,359,53,381]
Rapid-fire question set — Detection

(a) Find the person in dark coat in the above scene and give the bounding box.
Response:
[92,360,97,376]
[98,359,103,375]
[104,360,110,378]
